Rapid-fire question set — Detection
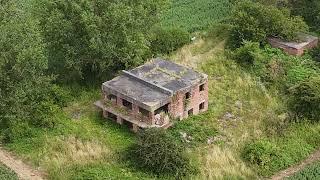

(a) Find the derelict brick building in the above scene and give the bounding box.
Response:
[95,58,208,132]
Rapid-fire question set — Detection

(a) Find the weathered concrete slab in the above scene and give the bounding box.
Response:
[268,34,318,56]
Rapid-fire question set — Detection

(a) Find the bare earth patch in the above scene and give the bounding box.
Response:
[270,149,320,180]
[0,147,44,180]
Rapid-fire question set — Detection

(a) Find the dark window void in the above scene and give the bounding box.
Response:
[139,107,149,116]
[199,84,205,91]
[107,111,117,121]
[199,102,205,110]
[122,99,132,110]
[155,104,169,115]
[188,109,193,116]
[107,94,117,101]
[123,119,133,129]
[185,92,191,99]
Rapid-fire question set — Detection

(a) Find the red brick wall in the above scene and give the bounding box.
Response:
[102,79,209,125]
[269,38,318,56]
[169,79,209,120]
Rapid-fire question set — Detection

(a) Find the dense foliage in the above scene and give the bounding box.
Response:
[289,0,320,34]
[127,128,196,178]
[34,0,167,82]
[242,124,320,176]
[0,1,60,142]
[228,1,308,49]
[150,27,190,55]
[288,76,320,121]
[242,140,280,174]
[310,47,320,63]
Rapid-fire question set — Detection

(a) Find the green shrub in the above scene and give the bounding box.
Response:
[228,1,308,49]
[289,0,320,34]
[126,128,197,178]
[288,76,320,121]
[150,27,190,55]
[309,46,320,63]
[242,140,280,174]
[231,41,262,64]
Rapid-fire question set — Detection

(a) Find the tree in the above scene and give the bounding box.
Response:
[34,0,167,83]
[0,1,58,141]
[289,0,320,33]
[228,1,308,49]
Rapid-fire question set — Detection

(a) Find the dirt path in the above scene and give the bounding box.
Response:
[270,149,320,180]
[0,147,44,180]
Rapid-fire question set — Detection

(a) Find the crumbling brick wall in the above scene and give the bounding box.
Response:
[168,79,209,120]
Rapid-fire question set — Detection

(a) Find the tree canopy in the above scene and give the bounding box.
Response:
[0,1,58,141]
[228,1,308,49]
[34,0,167,82]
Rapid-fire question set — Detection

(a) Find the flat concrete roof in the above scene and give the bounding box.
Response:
[102,58,207,111]
[129,58,207,92]
[268,34,318,50]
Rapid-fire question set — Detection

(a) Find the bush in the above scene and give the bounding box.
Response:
[289,0,320,34]
[126,128,197,178]
[150,27,190,55]
[228,1,308,49]
[242,140,280,174]
[242,124,320,176]
[231,41,262,64]
[288,76,320,121]
[309,46,320,63]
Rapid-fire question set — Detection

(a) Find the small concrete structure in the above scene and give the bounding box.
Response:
[268,34,318,56]
[95,58,209,132]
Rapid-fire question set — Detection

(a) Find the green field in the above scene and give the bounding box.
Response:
[0,164,17,180]
[288,162,320,180]
[160,0,231,32]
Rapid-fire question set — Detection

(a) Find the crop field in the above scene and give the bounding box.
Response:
[0,164,18,180]
[288,162,320,179]
[160,0,231,32]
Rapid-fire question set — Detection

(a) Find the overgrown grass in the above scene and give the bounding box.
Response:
[3,27,320,179]
[0,164,18,180]
[243,123,320,176]
[169,30,320,178]
[287,161,320,180]
[160,0,232,32]
[4,89,154,179]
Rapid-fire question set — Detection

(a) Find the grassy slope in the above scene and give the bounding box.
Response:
[5,89,154,179]
[160,0,231,32]
[4,32,320,180]
[0,164,18,180]
[3,1,320,179]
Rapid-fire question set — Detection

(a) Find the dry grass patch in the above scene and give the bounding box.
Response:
[196,145,256,179]
[40,136,111,169]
